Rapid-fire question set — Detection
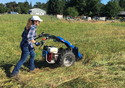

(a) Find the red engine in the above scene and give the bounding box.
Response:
[45,47,58,63]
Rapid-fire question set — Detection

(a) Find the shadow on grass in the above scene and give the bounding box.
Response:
[0,60,59,78]
[0,64,13,77]
[23,60,60,70]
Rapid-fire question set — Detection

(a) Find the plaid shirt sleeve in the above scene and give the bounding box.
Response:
[27,26,37,41]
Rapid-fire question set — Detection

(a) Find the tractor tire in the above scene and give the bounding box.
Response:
[58,49,76,67]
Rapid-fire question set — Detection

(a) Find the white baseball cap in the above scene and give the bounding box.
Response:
[31,16,43,22]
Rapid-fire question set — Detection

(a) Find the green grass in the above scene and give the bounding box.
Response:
[0,14,125,88]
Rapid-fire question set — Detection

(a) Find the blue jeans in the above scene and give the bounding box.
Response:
[11,46,35,76]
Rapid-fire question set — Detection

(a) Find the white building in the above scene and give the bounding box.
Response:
[57,14,63,19]
[28,8,46,15]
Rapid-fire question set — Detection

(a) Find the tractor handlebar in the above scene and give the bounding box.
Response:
[35,32,61,42]
[35,32,62,49]
[34,32,44,40]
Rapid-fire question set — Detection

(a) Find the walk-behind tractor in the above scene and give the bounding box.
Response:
[35,32,82,67]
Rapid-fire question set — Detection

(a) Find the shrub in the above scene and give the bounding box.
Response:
[64,7,79,17]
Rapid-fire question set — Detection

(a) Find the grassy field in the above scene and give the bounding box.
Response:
[0,14,125,88]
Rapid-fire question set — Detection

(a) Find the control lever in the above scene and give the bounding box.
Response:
[39,41,44,49]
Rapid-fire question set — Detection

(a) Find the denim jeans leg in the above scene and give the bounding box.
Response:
[11,47,29,76]
[29,49,35,71]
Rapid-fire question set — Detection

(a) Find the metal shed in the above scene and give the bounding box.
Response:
[118,11,125,17]
[28,8,46,15]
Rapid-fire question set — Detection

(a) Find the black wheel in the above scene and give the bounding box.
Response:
[58,49,75,67]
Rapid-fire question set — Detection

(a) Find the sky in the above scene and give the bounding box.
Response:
[1,0,110,6]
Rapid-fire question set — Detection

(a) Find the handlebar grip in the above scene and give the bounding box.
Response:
[39,32,44,37]
[34,32,44,40]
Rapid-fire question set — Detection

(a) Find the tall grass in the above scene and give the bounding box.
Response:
[0,14,125,88]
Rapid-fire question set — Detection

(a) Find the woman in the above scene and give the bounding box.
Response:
[11,16,43,77]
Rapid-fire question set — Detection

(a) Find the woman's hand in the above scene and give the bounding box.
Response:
[35,42,40,46]
[31,40,36,44]
[31,40,40,46]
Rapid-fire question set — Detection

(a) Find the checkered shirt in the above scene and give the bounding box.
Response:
[20,24,37,48]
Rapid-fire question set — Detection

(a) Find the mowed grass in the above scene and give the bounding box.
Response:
[0,14,125,88]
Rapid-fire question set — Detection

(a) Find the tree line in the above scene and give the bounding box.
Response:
[0,0,125,17]
[0,1,47,14]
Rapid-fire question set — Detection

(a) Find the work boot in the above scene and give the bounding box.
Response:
[10,73,18,78]
[29,68,39,73]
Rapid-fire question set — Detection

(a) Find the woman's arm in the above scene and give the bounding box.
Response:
[27,27,37,44]
[31,40,36,44]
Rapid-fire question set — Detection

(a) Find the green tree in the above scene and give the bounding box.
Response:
[5,1,17,11]
[33,2,47,11]
[85,0,102,16]
[53,0,62,14]
[47,0,54,14]
[65,0,70,9]
[96,3,105,16]
[23,1,29,13]
[34,2,42,8]
[99,3,106,16]
[0,3,6,13]
[89,11,94,17]
[47,0,64,14]
[18,1,29,14]
[24,1,29,9]
[60,0,65,14]
[18,2,24,13]
[21,7,28,14]
[105,0,122,17]
[119,0,125,10]
[67,0,86,15]
[69,0,77,7]
[64,7,79,16]
[9,5,14,11]
[15,7,21,14]
[75,0,86,15]
[41,3,47,11]
[29,2,32,9]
